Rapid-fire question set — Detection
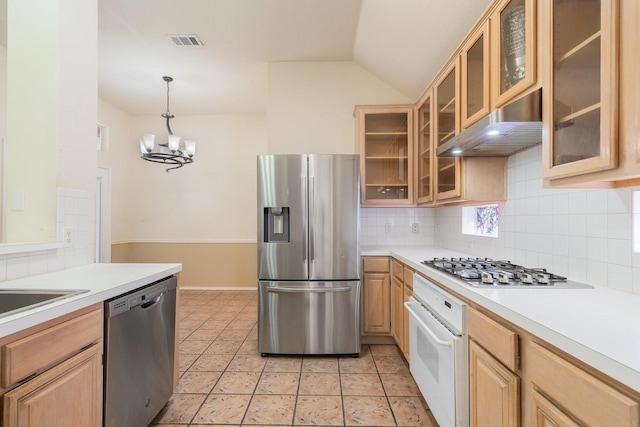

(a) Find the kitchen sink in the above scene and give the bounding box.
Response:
[0,289,89,319]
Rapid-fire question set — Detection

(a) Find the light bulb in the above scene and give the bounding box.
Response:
[168,134,180,152]
[184,140,196,157]
[142,134,155,152]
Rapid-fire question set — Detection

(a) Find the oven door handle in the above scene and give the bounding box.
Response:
[404,301,453,347]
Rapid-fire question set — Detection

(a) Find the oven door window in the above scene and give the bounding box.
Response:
[408,300,460,427]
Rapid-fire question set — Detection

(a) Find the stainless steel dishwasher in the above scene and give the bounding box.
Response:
[103,276,177,427]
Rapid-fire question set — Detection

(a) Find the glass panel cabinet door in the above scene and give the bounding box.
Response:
[434,61,461,201]
[543,0,618,179]
[491,0,536,107]
[416,92,433,204]
[461,22,491,129]
[356,107,414,206]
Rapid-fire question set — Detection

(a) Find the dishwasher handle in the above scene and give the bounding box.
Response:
[267,286,352,294]
[404,301,453,347]
[140,292,164,309]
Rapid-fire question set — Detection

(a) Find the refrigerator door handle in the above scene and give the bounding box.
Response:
[302,175,308,264]
[309,176,315,263]
[267,286,352,293]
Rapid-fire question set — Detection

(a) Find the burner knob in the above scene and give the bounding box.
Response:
[521,273,534,284]
[497,271,512,284]
[481,271,494,284]
[536,273,550,284]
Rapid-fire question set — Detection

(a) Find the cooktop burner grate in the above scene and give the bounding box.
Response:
[422,257,591,289]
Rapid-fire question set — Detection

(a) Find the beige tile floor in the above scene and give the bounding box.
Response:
[151,289,439,427]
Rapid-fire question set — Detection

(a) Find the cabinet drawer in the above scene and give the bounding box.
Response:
[403,267,414,291]
[1,309,102,388]
[529,341,639,427]
[467,306,518,371]
[391,260,403,281]
[363,257,390,273]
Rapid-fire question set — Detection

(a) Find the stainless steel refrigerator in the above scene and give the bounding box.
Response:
[257,154,360,356]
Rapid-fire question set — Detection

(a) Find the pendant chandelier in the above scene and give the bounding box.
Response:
[139,76,196,172]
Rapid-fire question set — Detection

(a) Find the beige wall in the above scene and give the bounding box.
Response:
[267,61,412,154]
[112,242,256,288]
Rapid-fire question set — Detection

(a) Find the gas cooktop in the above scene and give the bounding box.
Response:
[422,257,593,289]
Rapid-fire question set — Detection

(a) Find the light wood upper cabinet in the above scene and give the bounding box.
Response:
[434,59,462,201]
[542,0,619,180]
[461,22,491,129]
[415,90,434,204]
[355,106,414,206]
[491,0,537,107]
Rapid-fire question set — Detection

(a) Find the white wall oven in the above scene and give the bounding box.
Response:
[405,273,468,427]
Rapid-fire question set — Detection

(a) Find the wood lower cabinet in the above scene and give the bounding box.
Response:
[528,341,640,427]
[391,275,404,348]
[469,304,640,427]
[0,305,103,427]
[390,259,413,361]
[468,306,520,427]
[470,340,520,427]
[3,343,102,427]
[362,257,391,335]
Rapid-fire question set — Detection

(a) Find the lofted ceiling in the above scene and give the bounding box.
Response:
[98,0,493,115]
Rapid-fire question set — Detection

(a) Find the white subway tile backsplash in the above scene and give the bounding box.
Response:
[607,239,632,266]
[608,264,632,292]
[568,236,587,259]
[567,214,587,236]
[587,237,608,261]
[567,191,587,214]
[608,188,631,214]
[431,145,639,295]
[607,213,631,240]
[0,188,95,283]
[586,191,608,214]
[586,214,608,238]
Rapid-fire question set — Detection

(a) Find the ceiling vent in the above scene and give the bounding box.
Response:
[169,34,204,47]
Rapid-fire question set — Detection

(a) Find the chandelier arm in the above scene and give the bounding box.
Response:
[165,116,174,136]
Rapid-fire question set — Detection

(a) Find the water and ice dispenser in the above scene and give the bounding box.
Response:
[263,207,289,243]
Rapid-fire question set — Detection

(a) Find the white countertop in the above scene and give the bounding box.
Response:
[0,263,182,339]
[362,245,640,393]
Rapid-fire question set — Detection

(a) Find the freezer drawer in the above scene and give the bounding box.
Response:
[258,281,361,355]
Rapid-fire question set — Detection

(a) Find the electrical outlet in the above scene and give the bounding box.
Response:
[63,227,74,246]
[385,223,392,234]
[412,223,419,234]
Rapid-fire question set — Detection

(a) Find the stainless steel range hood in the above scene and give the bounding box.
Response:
[437,88,542,157]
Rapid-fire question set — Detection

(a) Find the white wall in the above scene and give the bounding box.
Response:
[435,145,640,295]
[267,61,412,154]
[122,113,268,242]
[0,0,97,280]
[97,99,135,243]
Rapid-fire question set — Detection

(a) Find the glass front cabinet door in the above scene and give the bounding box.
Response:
[434,60,461,201]
[461,22,491,129]
[355,106,414,206]
[543,0,618,180]
[491,0,537,107]
[416,90,433,204]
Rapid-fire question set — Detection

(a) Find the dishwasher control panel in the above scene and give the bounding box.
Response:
[105,276,176,316]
